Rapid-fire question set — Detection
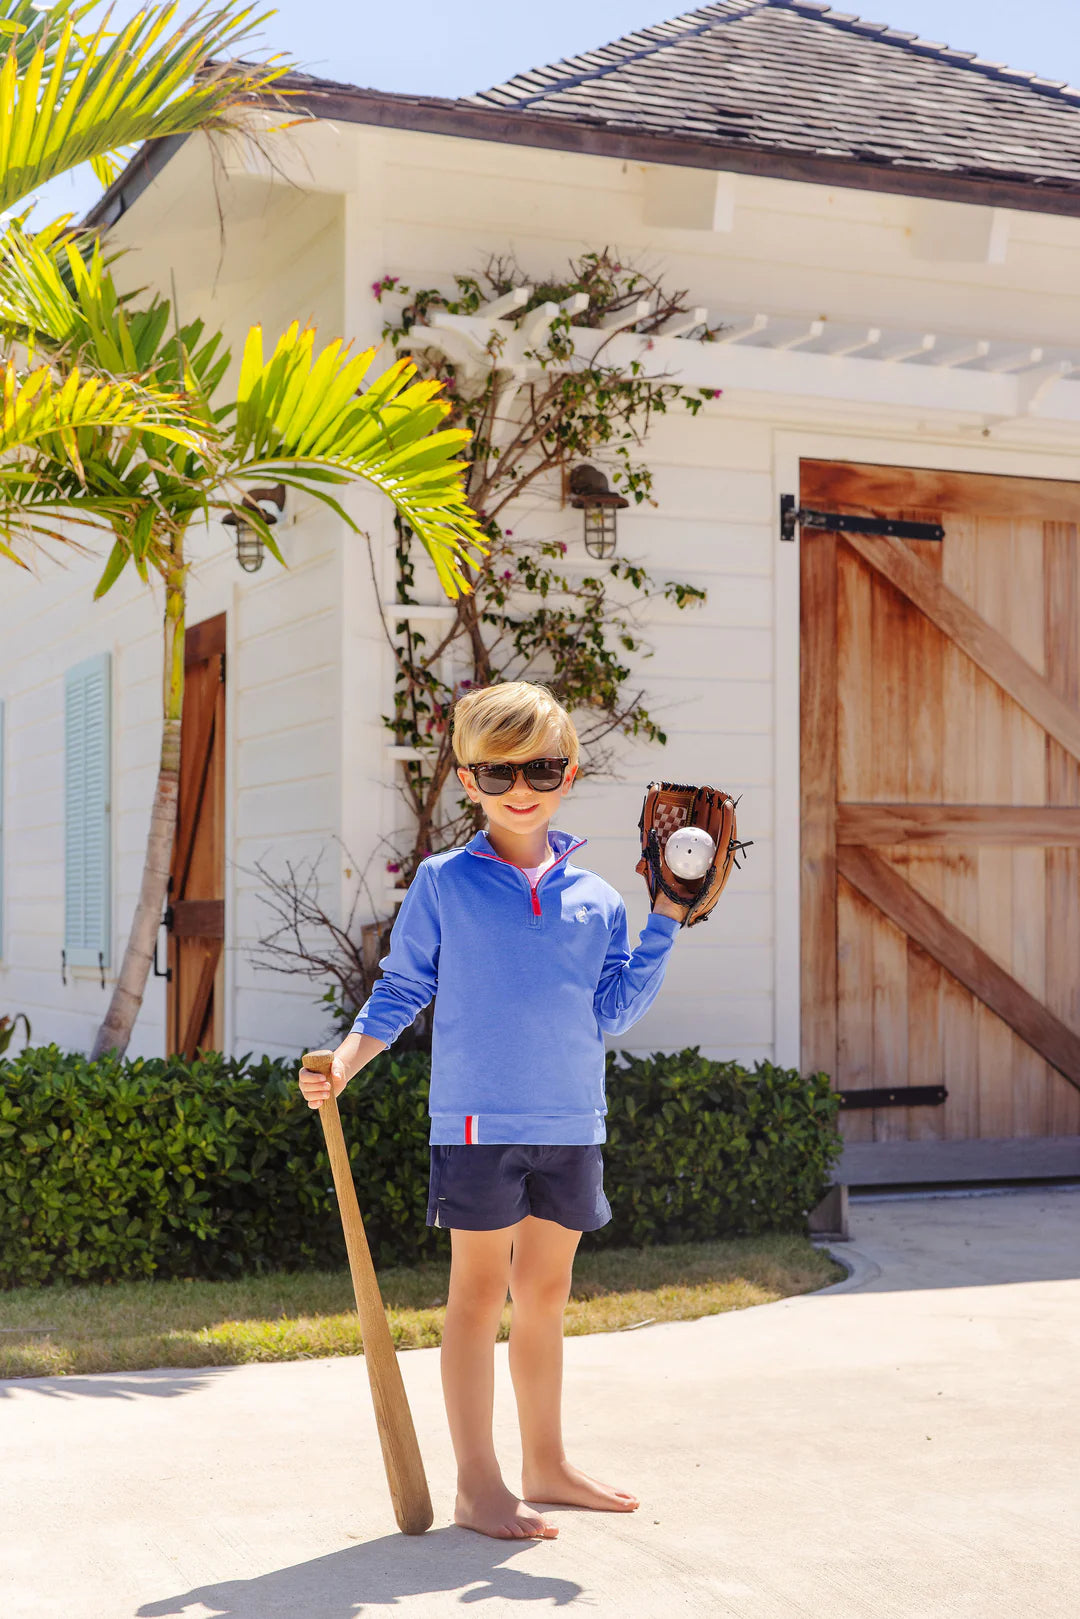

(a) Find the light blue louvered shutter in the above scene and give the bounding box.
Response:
[64,653,111,968]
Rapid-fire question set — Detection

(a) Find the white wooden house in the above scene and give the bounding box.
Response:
[4,0,1080,1183]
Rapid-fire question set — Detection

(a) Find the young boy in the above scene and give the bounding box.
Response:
[298,680,685,1541]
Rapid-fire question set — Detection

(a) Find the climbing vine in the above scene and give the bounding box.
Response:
[372,249,720,881]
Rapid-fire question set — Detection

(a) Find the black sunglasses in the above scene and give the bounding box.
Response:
[467,757,570,795]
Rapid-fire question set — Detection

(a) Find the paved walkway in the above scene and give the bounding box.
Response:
[5,1187,1080,1619]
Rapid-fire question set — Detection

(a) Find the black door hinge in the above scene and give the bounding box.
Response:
[781,494,944,544]
[838,1085,948,1110]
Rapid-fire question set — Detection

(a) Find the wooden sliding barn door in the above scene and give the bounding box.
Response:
[801,462,1080,1182]
[167,612,226,1059]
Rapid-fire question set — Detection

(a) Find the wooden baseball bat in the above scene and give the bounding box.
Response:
[302,1049,433,1536]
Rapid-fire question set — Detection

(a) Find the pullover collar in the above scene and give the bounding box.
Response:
[465,825,587,868]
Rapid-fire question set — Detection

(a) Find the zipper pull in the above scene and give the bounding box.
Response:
[530,887,541,916]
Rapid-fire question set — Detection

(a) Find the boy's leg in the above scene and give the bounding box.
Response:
[508,1214,639,1513]
[442,1223,558,1540]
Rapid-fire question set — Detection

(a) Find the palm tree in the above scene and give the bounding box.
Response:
[12,235,486,1059]
[0,2,489,1056]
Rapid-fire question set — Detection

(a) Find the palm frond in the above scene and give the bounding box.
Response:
[233,322,488,597]
[1,357,205,468]
[0,2,288,210]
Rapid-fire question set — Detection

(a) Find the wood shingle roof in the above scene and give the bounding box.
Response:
[465,0,1080,196]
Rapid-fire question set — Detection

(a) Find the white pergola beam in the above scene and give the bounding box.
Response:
[656,306,709,339]
[714,313,768,344]
[829,327,881,357]
[933,339,990,369]
[570,325,1080,425]
[1016,360,1073,414]
[772,320,825,352]
[560,292,590,317]
[879,333,936,363]
[521,301,560,347]
[985,346,1044,373]
[396,322,493,384]
[475,286,532,320]
[596,299,653,334]
[396,310,1080,430]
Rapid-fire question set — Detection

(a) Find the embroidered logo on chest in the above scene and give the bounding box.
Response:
[575,905,590,923]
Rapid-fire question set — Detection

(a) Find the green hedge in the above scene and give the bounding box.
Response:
[0,1044,841,1287]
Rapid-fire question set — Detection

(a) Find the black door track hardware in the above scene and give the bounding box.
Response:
[781,494,944,544]
[838,1085,948,1110]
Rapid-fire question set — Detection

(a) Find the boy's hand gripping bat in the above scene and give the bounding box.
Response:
[302,1050,433,1536]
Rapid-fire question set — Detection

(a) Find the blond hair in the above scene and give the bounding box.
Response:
[451,680,579,770]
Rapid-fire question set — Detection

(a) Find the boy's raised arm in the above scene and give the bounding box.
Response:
[593,900,680,1036]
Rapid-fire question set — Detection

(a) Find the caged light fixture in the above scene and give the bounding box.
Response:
[222,484,287,573]
[568,464,629,559]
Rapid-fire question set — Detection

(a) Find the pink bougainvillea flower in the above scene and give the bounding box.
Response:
[504,529,513,537]
[386,861,401,873]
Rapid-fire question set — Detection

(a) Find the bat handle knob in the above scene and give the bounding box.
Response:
[302,1049,336,1075]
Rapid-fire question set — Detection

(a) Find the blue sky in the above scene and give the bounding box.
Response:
[33,0,1080,221]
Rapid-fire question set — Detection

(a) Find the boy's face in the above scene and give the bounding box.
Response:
[456,726,578,836]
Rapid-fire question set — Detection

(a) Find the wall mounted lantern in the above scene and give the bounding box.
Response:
[568,464,629,559]
[223,484,287,573]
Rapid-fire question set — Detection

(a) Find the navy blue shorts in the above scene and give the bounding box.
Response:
[426,1143,612,1232]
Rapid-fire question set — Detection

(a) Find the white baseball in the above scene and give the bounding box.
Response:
[665,826,716,881]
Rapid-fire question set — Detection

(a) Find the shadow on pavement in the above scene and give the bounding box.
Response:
[136,1530,583,1615]
[0,1366,229,1400]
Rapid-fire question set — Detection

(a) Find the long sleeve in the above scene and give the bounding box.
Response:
[350,861,440,1046]
[593,902,680,1035]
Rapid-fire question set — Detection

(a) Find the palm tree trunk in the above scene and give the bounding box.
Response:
[92,540,187,1059]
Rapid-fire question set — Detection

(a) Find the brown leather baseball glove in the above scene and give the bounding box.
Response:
[636,780,750,927]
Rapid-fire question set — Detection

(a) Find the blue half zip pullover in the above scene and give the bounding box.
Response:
[350,826,681,1144]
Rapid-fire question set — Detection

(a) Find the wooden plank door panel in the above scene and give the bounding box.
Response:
[168,613,226,1059]
[800,461,1080,1174]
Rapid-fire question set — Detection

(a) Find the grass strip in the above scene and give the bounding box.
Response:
[0,1233,843,1378]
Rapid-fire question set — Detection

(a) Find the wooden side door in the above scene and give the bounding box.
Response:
[167,612,226,1058]
[800,462,1080,1181]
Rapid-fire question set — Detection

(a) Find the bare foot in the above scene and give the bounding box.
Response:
[455,1479,559,1540]
[522,1459,639,1512]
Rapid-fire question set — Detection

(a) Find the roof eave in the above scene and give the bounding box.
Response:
[82,82,1080,231]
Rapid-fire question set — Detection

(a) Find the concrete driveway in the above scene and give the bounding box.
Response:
[5,1186,1079,1619]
